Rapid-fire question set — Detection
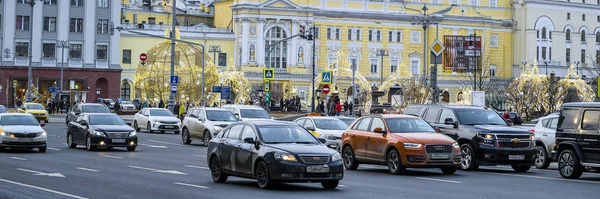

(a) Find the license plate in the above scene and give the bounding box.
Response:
[307,165,329,173]
[164,126,175,129]
[509,155,525,160]
[430,153,450,159]
[18,138,33,142]
[112,139,126,143]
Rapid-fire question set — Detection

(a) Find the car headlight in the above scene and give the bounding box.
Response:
[274,153,297,162]
[477,133,495,145]
[129,131,137,137]
[404,143,422,149]
[452,142,460,149]
[213,126,222,131]
[92,131,105,136]
[331,153,342,162]
[321,134,337,140]
[38,131,47,137]
[0,131,5,136]
[530,134,535,140]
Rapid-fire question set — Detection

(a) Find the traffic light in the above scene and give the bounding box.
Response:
[299,25,306,39]
[266,92,271,102]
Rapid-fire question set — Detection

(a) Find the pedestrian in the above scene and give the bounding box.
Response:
[348,102,354,116]
[503,111,512,121]
[174,102,180,117]
[16,98,22,108]
[113,100,121,114]
[336,101,342,116]
[63,100,70,114]
[343,101,348,113]
[158,99,165,109]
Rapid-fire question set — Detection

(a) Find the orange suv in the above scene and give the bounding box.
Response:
[341,115,461,174]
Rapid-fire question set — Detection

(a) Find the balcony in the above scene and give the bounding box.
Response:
[69,59,83,68]
[14,57,28,66]
[41,58,56,67]
[121,24,231,33]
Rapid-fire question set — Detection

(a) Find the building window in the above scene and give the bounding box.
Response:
[542,47,547,60]
[389,30,401,42]
[15,42,29,57]
[96,45,108,60]
[370,59,378,74]
[326,27,341,40]
[541,27,547,39]
[348,28,362,41]
[350,58,358,72]
[313,27,320,39]
[431,0,440,4]
[265,27,287,69]
[69,44,82,59]
[16,15,30,31]
[550,47,552,60]
[218,53,227,67]
[537,30,539,39]
[598,15,600,22]
[567,13,570,20]
[42,43,56,58]
[469,0,479,6]
[489,65,497,77]
[581,31,586,42]
[549,31,552,39]
[70,18,83,33]
[566,48,571,63]
[97,0,109,8]
[536,47,539,60]
[327,27,332,40]
[489,0,497,7]
[369,29,382,42]
[597,50,600,64]
[44,0,58,5]
[597,32,600,43]
[43,17,57,32]
[410,60,419,76]
[582,14,586,21]
[122,49,131,64]
[121,82,130,100]
[148,17,156,25]
[96,19,109,34]
[71,0,83,6]
[581,49,586,63]
[566,29,571,41]
[390,59,398,74]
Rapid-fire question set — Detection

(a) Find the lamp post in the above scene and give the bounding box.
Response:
[209,45,221,67]
[575,61,580,76]
[168,0,177,113]
[57,40,70,92]
[544,59,549,76]
[25,0,42,102]
[377,49,389,86]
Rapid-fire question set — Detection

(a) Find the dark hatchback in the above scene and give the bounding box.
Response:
[67,113,137,151]
[207,120,343,189]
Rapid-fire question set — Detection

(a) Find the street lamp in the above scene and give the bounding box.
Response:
[544,59,550,76]
[377,49,389,86]
[25,0,43,102]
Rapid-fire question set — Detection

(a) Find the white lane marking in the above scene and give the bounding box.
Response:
[174,182,209,189]
[192,155,207,158]
[139,143,168,148]
[0,178,88,199]
[76,167,99,172]
[102,155,123,159]
[128,165,187,175]
[184,165,210,170]
[47,147,60,151]
[147,140,183,146]
[339,185,347,187]
[478,172,600,184]
[415,177,462,184]
[16,168,65,178]
[10,157,27,161]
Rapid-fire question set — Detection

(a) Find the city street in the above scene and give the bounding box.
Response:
[1,115,599,199]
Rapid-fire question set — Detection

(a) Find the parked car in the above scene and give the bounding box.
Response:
[406,105,536,172]
[222,105,272,120]
[120,101,137,112]
[67,113,137,151]
[341,115,460,174]
[531,114,559,169]
[293,117,348,150]
[134,108,181,134]
[102,98,116,109]
[207,120,343,189]
[0,113,47,152]
[0,105,7,114]
[132,98,142,110]
[554,102,600,179]
[66,103,111,125]
[181,107,239,146]
[18,103,49,123]
[336,116,356,126]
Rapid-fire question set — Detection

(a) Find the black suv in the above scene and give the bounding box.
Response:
[406,105,536,172]
[66,103,111,125]
[554,102,600,179]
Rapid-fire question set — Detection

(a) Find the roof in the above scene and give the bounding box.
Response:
[222,105,264,109]
[191,107,229,111]
[245,120,295,126]
[563,102,600,108]
[23,102,42,105]
[78,103,107,106]
[81,113,119,116]
[0,113,35,116]
[379,114,420,119]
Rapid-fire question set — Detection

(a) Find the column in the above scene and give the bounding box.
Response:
[290,20,298,67]
[31,2,44,63]
[110,0,122,68]
[2,1,16,62]
[257,19,265,66]
[57,0,70,64]
[84,0,96,65]
[241,18,250,66]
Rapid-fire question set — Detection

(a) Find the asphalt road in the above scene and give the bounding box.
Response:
[1,115,599,199]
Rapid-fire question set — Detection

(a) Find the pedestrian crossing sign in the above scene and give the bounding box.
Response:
[321,70,332,84]
[264,68,275,80]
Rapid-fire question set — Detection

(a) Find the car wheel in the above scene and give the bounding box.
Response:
[387,149,406,175]
[535,146,551,169]
[441,166,457,174]
[182,129,192,145]
[38,146,47,153]
[203,131,211,147]
[134,121,140,132]
[86,135,96,151]
[558,149,584,179]
[67,133,77,148]
[321,180,339,190]
[511,165,531,172]
[210,156,228,183]
[147,122,152,133]
[256,161,273,189]
[460,144,479,171]
[127,146,136,152]
[174,131,180,135]
[342,146,359,170]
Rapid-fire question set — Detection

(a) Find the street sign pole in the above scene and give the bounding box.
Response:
[168,0,177,113]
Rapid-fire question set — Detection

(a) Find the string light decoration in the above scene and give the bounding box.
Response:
[379,62,431,110]
[134,40,219,104]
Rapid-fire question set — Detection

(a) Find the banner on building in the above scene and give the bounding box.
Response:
[443,35,482,72]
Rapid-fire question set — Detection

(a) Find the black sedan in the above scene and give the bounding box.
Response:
[207,120,343,189]
[67,113,137,151]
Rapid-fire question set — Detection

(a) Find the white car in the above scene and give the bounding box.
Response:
[293,116,348,151]
[532,114,559,169]
[0,113,47,152]
[120,101,137,111]
[222,105,272,121]
[133,108,181,134]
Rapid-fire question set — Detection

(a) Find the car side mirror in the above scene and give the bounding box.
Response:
[305,126,316,131]
[126,122,132,126]
[434,127,441,133]
[234,113,240,119]
[243,137,255,144]
[373,127,386,134]
[444,118,454,125]
[317,138,327,144]
[80,121,87,126]
[75,112,80,115]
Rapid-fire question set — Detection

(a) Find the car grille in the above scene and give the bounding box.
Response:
[498,141,530,148]
[496,134,530,140]
[106,132,130,138]
[299,155,330,164]
[161,121,178,124]
[12,133,38,138]
[425,144,453,153]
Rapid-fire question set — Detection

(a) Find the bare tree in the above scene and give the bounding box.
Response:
[452,56,509,109]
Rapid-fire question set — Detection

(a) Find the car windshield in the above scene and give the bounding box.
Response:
[150,109,173,116]
[338,118,355,126]
[386,118,436,133]
[258,126,319,144]
[206,110,237,121]
[82,105,111,113]
[314,119,348,130]
[0,115,39,126]
[26,104,44,110]
[0,106,7,113]
[455,109,508,126]
[240,109,270,119]
[89,115,126,125]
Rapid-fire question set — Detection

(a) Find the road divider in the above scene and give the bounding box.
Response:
[0,178,88,199]
[17,168,65,178]
[128,165,187,175]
